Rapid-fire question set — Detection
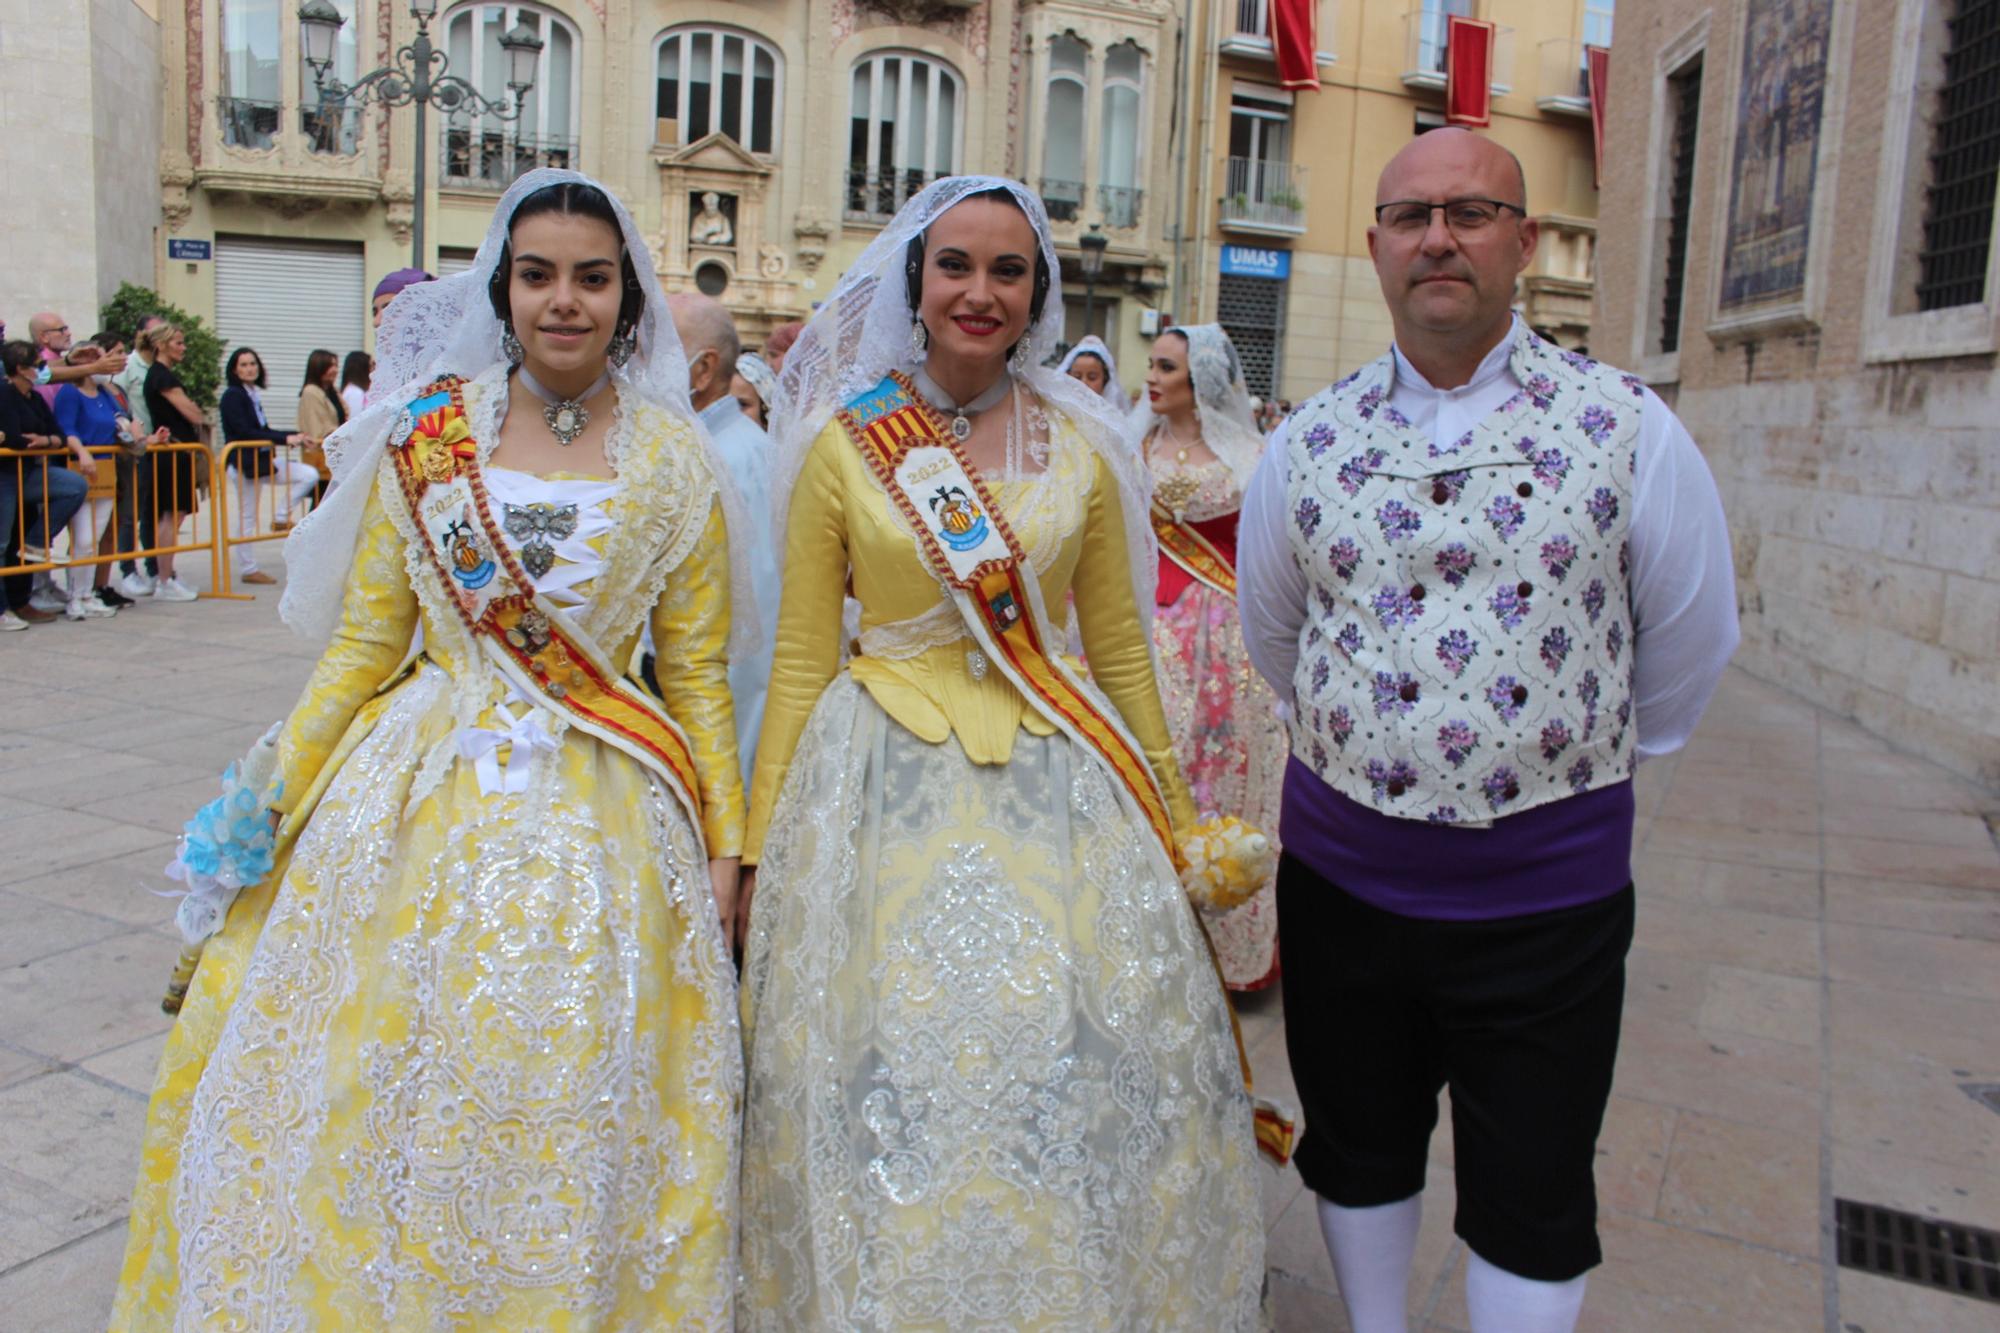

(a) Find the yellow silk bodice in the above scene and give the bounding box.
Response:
[744,408,1195,863]
[268,401,745,856]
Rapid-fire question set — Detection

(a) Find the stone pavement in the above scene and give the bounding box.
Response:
[0,557,1996,1331]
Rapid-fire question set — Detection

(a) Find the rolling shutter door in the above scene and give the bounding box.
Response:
[213,236,366,430]
[437,247,480,278]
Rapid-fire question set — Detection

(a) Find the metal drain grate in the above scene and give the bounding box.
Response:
[1835,1199,2000,1303]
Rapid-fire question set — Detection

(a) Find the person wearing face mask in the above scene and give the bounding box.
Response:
[736,176,1263,1329]
[1124,323,1286,992]
[114,172,754,1327]
[1056,333,1131,412]
[1237,128,1739,1333]
[670,291,777,786]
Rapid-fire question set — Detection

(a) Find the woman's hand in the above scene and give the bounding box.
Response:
[73,447,99,482]
[735,866,757,954]
[148,426,172,446]
[708,856,741,946]
[286,432,306,446]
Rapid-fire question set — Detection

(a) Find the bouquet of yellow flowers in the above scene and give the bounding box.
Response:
[1176,814,1276,913]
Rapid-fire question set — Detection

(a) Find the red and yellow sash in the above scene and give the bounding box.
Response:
[1151,501,1238,597]
[835,373,1177,862]
[389,376,706,845]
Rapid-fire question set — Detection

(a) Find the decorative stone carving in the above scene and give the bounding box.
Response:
[691,191,735,246]
[793,204,832,274]
[161,163,195,232]
[383,180,415,245]
[759,244,788,279]
[654,131,806,338]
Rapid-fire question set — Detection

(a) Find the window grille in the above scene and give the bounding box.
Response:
[1918,0,2000,310]
[1659,59,1702,354]
[1216,274,1286,401]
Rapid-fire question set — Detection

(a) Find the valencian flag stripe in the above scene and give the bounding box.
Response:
[1272,0,1320,91]
[1445,15,1496,127]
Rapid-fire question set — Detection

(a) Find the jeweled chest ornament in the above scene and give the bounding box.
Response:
[517,365,611,448]
[503,501,579,580]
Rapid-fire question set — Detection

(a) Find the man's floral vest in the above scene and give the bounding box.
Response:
[1282,331,1644,825]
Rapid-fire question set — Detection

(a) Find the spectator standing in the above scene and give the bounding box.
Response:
[29,312,125,406]
[296,349,345,500]
[140,323,207,602]
[218,347,314,584]
[338,350,370,419]
[0,340,89,628]
[53,343,159,617]
[113,315,163,596]
[371,268,432,329]
[760,319,803,372]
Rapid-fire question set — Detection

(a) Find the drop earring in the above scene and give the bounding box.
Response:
[1008,337,1032,376]
[501,323,524,365]
[608,328,635,368]
[908,319,929,363]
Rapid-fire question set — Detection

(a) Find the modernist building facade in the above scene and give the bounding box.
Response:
[140,1,1607,425]
[1596,0,1999,785]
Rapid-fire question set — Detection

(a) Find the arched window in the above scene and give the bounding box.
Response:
[440,3,582,188]
[1099,41,1144,226]
[847,52,963,220]
[656,27,782,154]
[1040,34,1087,220]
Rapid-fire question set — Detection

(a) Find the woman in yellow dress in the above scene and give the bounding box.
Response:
[114,170,752,1329]
[737,176,1263,1329]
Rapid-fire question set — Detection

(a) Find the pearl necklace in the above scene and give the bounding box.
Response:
[913,367,1012,443]
[517,365,610,447]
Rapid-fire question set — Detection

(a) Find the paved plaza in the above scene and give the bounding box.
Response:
[0,554,1994,1331]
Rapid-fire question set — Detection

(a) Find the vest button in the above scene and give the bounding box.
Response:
[1517,580,1533,598]
[1409,583,1426,601]
[1431,481,1450,503]
[1399,681,1419,702]
[1503,782,1520,800]
[1386,780,1407,797]
[1511,684,1528,705]
[1517,481,1533,497]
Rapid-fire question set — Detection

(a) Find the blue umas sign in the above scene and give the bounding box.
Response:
[1220,245,1292,280]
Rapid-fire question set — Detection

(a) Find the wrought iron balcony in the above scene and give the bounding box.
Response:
[441,127,577,190]
[300,101,363,155]
[1536,39,1598,117]
[1098,185,1143,229]
[218,97,283,151]
[845,166,948,222]
[1220,157,1306,235]
[1402,9,1514,93]
[1041,178,1085,223]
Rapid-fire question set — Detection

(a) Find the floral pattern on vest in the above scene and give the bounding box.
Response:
[1283,330,1643,825]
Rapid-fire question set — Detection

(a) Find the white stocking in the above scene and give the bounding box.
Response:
[1465,1250,1587,1333]
[1316,1192,1422,1333]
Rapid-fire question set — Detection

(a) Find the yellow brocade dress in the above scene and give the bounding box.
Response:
[113,370,745,1331]
[738,391,1264,1331]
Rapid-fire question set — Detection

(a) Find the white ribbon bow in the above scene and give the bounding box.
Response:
[458,709,560,796]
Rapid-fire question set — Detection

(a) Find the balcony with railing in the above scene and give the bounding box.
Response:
[846,166,950,223]
[300,100,363,155]
[1521,214,1596,347]
[1098,185,1143,230]
[1536,39,1598,117]
[219,98,283,151]
[1402,9,1514,93]
[1221,0,1274,57]
[441,128,578,191]
[1219,157,1306,235]
[1041,178,1085,223]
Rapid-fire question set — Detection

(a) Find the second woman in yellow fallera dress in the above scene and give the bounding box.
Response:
[112,172,752,1329]
[736,177,1263,1330]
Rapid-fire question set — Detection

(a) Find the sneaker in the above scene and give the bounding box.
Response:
[17,544,51,565]
[0,610,27,632]
[239,569,278,585]
[96,585,135,609]
[117,569,157,598]
[152,576,199,603]
[28,584,66,613]
[66,596,116,620]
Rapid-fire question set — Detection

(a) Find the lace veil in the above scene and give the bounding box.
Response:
[1055,334,1131,413]
[279,167,757,659]
[769,174,1159,631]
[1123,322,1264,492]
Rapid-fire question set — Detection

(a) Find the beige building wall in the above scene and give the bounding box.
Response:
[1595,0,1999,786]
[1178,0,1602,404]
[0,0,162,333]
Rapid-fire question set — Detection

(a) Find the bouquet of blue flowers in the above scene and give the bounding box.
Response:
[160,722,283,1012]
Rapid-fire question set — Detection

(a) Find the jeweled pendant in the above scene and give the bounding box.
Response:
[520,539,556,579]
[545,398,587,447]
[966,647,988,679]
[951,413,972,443]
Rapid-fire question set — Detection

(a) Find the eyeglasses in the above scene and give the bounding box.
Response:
[1374,198,1527,235]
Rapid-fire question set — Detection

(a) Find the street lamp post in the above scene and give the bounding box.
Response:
[1078,223,1109,341]
[298,0,543,269]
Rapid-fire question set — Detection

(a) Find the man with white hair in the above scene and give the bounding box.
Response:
[669,291,777,787]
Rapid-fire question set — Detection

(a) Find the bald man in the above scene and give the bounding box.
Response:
[669,292,778,790]
[1237,128,1737,1332]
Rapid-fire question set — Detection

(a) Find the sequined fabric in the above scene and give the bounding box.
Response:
[1150,456,1286,989]
[113,387,744,1330]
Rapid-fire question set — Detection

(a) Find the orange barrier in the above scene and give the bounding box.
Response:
[0,442,225,595]
[211,440,326,600]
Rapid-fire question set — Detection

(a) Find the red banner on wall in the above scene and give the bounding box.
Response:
[1444,16,1496,127]
[1586,44,1611,188]
[1272,0,1320,91]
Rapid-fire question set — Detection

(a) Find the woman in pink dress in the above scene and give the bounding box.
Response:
[1128,323,1286,988]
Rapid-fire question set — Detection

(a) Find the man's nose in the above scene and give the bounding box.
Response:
[1419,212,1459,257]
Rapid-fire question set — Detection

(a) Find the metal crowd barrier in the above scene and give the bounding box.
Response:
[0,441,225,595]
[211,439,326,600]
